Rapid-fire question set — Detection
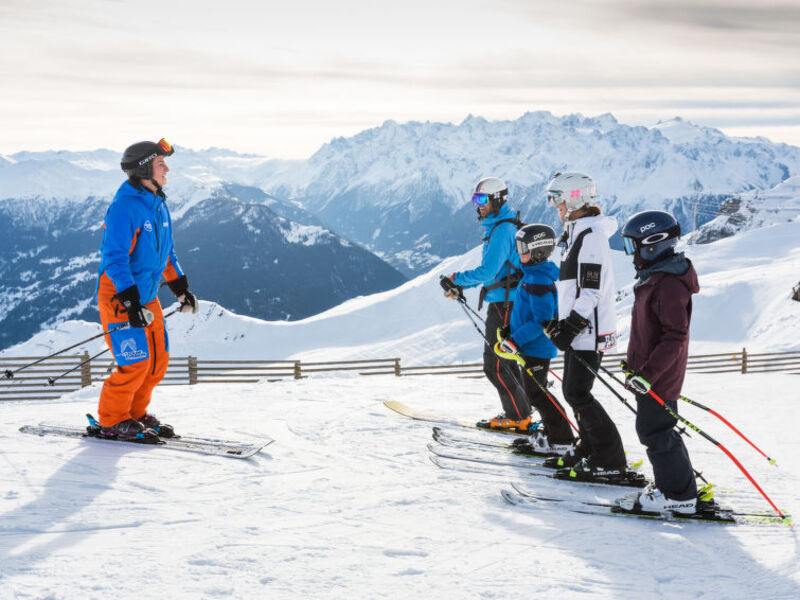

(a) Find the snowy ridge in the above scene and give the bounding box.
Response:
[6,218,800,363]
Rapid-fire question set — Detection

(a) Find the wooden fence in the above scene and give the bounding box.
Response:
[1,348,798,401]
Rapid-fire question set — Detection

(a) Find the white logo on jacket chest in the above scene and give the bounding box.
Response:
[143,220,153,232]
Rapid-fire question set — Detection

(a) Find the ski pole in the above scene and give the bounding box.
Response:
[3,321,132,380]
[616,365,787,519]
[679,393,778,467]
[41,309,178,386]
[600,364,778,468]
[571,354,709,483]
[494,339,579,434]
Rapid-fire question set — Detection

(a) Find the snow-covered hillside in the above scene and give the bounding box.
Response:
[6,216,800,363]
[689,176,800,244]
[1,371,798,598]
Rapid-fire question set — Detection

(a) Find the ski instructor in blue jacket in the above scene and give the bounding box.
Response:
[95,138,198,442]
[440,177,532,431]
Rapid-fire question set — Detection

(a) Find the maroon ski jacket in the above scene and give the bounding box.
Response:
[626,255,699,402]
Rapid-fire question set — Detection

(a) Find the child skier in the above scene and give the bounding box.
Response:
[616,210,703,514]
[495,224,576,454]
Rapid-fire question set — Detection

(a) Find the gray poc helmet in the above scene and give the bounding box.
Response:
[515,224,556,264]
[621,210,681,265]
[545,171,597,216]
[120,138,174,180]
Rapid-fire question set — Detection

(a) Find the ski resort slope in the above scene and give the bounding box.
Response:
[1,371,798,599]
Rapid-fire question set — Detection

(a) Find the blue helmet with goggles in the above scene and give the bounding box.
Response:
[472,177,508,218]
[621,210,681,265]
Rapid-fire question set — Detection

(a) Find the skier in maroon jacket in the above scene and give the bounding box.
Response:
[616,210,702,515]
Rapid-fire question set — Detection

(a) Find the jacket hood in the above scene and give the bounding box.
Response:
[522,260,559,280]
[636,253,699,293]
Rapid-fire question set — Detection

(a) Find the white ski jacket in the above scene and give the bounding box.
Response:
[555,214,618,352]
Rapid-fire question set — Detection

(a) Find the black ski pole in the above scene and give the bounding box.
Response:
[41,309,178,386]
[569,353,709,484]
[3,321,132,380]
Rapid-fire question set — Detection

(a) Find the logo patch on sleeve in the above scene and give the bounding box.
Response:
[580,263,602,289]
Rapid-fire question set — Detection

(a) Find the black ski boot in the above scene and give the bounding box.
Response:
[554,457,648,487]
[139,413,176,438]
[95,418,161,444]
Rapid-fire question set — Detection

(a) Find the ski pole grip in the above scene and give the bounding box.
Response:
[3,369,13,379]
[47,376,56,386]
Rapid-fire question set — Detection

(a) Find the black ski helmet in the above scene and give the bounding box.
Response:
[120,138,174,180]
[621,210,681,264]
[515,224,556,264]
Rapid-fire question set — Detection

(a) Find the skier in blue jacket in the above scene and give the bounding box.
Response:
[495,224,576,453]
[440,177,531,431]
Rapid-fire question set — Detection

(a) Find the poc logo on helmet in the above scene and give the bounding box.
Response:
[533,232,546,240]
[639,222,656,233]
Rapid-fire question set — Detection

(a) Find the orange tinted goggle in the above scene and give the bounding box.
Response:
[158,138,174,156]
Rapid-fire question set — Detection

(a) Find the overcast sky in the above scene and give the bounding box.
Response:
[1,0,799,157]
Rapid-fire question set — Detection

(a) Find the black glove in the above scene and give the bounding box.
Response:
[498,325,510,340]
[116,285,153,328]
[544,310,589,351]
[439,275,464,301]
[167,276,199,314]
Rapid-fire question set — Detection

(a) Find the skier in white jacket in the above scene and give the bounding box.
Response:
[542,172,628,482]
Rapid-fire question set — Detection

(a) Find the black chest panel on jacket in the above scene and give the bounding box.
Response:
[558,228,592,282]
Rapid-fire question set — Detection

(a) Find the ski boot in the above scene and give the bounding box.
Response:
[554,457,648,487]
[476,414,536,433]
[138,413,176,438]
[94,418,161,444]
[511,429,574,458]
[616,483,697,515]
[542,442,586,469]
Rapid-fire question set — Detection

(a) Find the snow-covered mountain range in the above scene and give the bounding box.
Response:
[6,215,799,363]
[2,111,799,350]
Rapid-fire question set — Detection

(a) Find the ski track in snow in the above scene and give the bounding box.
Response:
[0,372,798,599]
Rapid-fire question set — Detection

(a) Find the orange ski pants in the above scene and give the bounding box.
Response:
[97,288,169,428]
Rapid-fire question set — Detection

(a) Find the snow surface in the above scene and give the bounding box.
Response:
[1,371,798,599]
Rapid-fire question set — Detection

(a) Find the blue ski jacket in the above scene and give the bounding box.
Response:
[451,204,522,305]
[96,180,184,304]
[510,260,559,359]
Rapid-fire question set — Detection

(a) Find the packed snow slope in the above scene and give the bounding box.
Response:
[1,372,798,599]
[5,217,800,363]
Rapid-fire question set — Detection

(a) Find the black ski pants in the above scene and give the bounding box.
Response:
[561,349,626,469]
[519,356,575,445]
[483,302,531,420]
[636,393,697,501]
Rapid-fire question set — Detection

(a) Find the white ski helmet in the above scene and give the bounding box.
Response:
[546,171,597,214]
[472,177,508,211]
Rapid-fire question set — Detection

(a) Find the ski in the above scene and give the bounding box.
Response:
[383,400,531,436]
[428,443,648,488]
[501,483,790,526]
[19,422,272,459]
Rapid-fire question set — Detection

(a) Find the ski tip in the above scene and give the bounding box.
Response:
[500,489,521,505]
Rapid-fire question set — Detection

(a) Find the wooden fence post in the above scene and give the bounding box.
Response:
[188,356,198,384]
[741,347,747,374]
[394,358,401,377]
[81,351,92,387]
[294,361,302,379]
